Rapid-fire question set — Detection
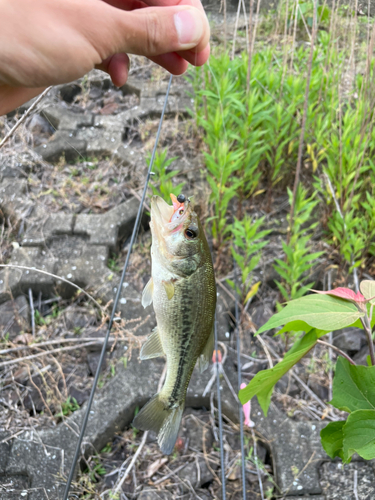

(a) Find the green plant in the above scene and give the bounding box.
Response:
[228,215,270,303]
[56,396,80,417]
[70,167,80,177]
[97,375,104,389]
[205,141,244,249]
[189,41,339,250]
[239,281,375,463]
[327,209,367,272]
[120,355,128,369]
[34,309,48,326]
[291,0,331,31]
[84,459,106,483]
[189,31,375,275]
[101,443,112,453]
[190,55,247,248]
[274,185,324,301]
[108,256,120,273]
[148,148,185,202]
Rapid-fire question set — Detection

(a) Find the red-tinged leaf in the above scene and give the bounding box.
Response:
[312,288,365,303]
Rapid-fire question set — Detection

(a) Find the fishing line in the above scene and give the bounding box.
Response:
[235,296,247,500]
[214,315,227,500]
[62,74,173,500]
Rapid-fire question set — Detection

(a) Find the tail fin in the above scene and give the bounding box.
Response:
[133,394,184,455]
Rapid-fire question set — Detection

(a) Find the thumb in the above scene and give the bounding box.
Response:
[103,5,210,59]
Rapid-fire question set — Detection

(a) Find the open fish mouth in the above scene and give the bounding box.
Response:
[151,194,192,234]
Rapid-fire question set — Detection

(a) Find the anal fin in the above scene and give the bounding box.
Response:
[142,277,154,308]
[198,326,214,373]
[140,327,164,360]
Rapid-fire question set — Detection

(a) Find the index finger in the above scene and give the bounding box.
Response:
[106,0,207,15]
[142,0,206,15]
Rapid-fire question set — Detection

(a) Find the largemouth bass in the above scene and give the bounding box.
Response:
[133,193,216,454]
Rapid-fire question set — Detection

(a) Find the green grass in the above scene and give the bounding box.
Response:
[189,23,375,291]
[148,148,186,202]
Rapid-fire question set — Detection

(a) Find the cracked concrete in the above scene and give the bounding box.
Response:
[34,77,194,164]
[0,195,140,305]
[2,346,374,499]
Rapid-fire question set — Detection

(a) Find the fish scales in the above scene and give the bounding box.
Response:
[133,194,216,454]
[156,262,215,405]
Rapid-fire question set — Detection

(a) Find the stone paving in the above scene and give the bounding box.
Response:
[2,344,374,499]
[34,77,193,164]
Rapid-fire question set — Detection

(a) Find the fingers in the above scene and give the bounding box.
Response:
[102,0,206,16]
[177,44,210,66]
[150,53,188,75]
[101,0,147,10]
[100,5,210,59]
[96,53,130,87]
[98,47,208,87]
[138,0,207,16]
[151,44,209,74]
[97,2,210,77]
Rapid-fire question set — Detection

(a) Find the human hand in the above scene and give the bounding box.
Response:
[0,0,210,115]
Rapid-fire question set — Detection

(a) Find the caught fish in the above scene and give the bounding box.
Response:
[133,193,216,454]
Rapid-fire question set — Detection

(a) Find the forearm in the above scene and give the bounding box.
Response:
[0,85,46,116]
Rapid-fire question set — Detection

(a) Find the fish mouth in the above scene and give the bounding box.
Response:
[151,194,191,234]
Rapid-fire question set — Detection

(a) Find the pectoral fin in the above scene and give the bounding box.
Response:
[198,326,214,373]
[140,328,164,360]
[162,280,175,300]
[142,278,154,308]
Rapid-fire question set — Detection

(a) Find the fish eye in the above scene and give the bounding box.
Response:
[185,228,197,239]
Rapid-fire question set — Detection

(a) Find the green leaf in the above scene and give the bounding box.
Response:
[320,421,346,461]
[330,357,375,413]
[277,320,315,336]
[257,294,364,334]
[360,280,375,305]
[343,409,375,461]
[239,329,321,415]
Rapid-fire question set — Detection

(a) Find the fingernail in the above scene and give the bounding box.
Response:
[174,9,203,47]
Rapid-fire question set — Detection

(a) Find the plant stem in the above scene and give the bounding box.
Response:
[317,340,356,366]
[289,0,317,239]
[247,0,254,91]
[360,315,375,366]
[223,0,227,52]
